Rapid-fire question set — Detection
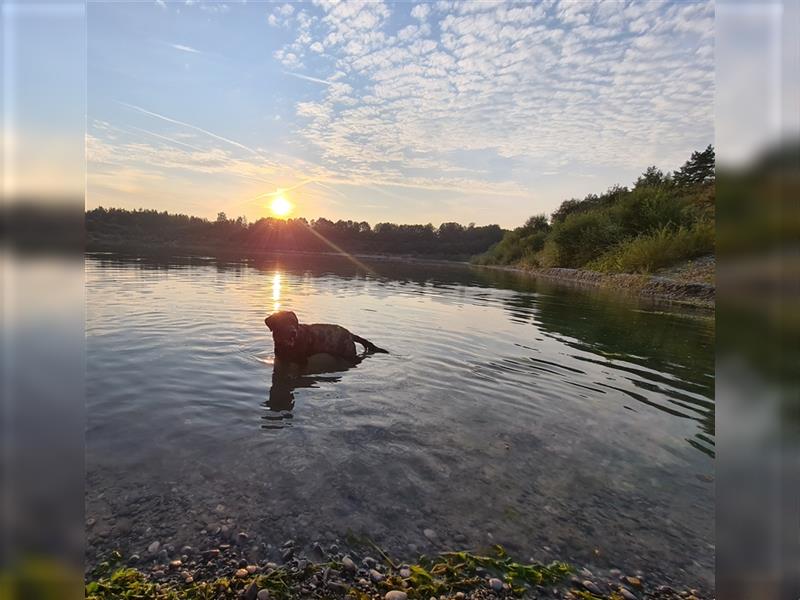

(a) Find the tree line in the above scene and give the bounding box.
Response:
[85,208,505,259]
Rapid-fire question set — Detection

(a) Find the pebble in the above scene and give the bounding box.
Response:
[257,591,270,600]
[235,568,249,578]
[184,576,193,584]
[625,575,642,587]
[582,580,602,595]
[384,592,408,600]
[169,560,182,569]
[281,547,294,562]
[399,567,411,578]
[423,528,438,542]
[244,581,258,600]
[147,541,161,554]
[619,588,637,600]
[370,568,385,583]
[246,564,258,574]
[455,593,465,599]
[128,554,140,564]
[489,577,503,591]
[363,556,377,568]
[341,556,357,573]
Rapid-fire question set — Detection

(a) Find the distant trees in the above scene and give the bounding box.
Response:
[85,209,505,259]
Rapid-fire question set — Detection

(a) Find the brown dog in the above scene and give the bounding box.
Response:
[265,310,387,365]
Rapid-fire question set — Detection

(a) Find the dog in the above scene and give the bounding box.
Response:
[265,310,387,365]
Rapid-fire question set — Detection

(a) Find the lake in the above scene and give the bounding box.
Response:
[85,252,714,588]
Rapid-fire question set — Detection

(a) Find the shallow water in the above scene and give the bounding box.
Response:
[86,253,714,587]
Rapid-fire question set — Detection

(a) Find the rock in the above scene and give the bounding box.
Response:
[327,582,348,593]
[363,556,377,568]
[281,547,294,562]
[282,539,295,548]
[370,568,385,583]
[399,567,411,578]
[625,576,642,588]
[580,568,593,578]
[237,532,250,545]
[246,564,258,574]
[489,578,503,591]
[257,590,271,600]
[86,518,96,528]
[184,576,193,584]
[244,581,259,600]
[582,581,602,595]
[423,528,438,542]
[342,556,357,573]
[610,568,622,577]
[147,541,161,554]
[619,588,637,600]
[181,545,194,555]
[169,560,182,569]
[128,554,140,564]
[455,593,465,600]
[235,568,249,578]
[385,592,408,600]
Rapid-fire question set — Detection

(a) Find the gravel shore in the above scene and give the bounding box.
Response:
[86,532,713,600]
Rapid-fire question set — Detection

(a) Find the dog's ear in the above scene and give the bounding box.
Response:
[265,312,280,331]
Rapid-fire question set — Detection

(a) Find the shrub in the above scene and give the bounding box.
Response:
[587,222,714,274]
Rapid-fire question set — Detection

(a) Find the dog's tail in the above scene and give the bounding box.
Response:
[353,334,389,354]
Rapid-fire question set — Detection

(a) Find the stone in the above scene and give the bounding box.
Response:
[423,528,438,542]
[169,560,182,569]
[370,568,385,583]
[625,576,642,588]
[244,581,259,600]
[257,591,271,600]
[128,554,140,564]
[489,578,503,591]
[342,556,357,573]
[235,568,249,578]
[619,588,637,600]
[147,541,161,554]
[582,581,602,595]
[363,556,377,568]
[384,592,408,600]
[247,564,258,574]
[184,576,193,584]
[455,593,465,599]
[399,567,411,578]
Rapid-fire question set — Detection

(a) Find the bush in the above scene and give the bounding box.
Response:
[587,222,714,273]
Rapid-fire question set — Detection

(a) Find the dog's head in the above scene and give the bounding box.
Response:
[265,310,300,346]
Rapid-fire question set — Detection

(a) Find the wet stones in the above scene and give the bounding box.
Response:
[489,577,503,591]
[147,541,161,554]
[384,592,408,600]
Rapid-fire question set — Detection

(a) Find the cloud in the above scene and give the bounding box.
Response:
[269,0,713,188]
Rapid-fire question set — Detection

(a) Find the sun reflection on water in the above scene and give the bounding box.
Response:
[272,272,281,311]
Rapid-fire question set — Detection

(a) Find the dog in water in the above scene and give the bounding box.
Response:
[265,310,387,366]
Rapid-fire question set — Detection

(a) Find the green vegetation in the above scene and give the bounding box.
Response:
[475,146,715,274]
[85,547,571,599]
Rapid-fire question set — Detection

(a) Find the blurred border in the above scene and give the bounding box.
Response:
[716,1,799,599]
[1,1,85,599]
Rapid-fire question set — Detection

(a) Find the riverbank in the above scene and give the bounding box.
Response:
[86,536,711,600]
[474,258,715,310]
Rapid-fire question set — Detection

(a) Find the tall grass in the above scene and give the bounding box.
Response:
[586,222,714,274]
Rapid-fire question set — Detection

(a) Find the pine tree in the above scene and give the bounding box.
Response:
[674,145,715,187]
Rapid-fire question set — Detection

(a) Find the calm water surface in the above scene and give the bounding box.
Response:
[86,253,714,586]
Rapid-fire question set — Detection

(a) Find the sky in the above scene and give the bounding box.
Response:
[86,0,714,228]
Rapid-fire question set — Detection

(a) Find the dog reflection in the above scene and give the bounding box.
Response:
[262,354,357,428]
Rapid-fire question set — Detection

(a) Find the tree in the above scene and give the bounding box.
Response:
[635,166,669,189]
[674,145,715,187]
[522,214,550,233]
[216,212,228,223]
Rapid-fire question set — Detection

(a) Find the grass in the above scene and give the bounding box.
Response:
[586,222,714,274]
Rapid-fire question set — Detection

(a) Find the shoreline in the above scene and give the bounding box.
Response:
[86,536,712,600]
[87,242,715,310]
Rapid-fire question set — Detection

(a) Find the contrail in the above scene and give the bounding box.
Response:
[118,101,259,155]
[283,71,333,86]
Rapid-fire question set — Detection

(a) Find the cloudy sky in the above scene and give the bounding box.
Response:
[87,0,713,228]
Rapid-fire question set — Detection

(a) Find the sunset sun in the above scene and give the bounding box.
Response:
[270,195,293,218]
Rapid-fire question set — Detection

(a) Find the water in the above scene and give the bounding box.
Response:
[86,252,714,587]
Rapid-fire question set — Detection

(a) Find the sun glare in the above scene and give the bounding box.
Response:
[270,195,293,218]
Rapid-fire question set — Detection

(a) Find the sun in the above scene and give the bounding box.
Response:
[270,195,293,218]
